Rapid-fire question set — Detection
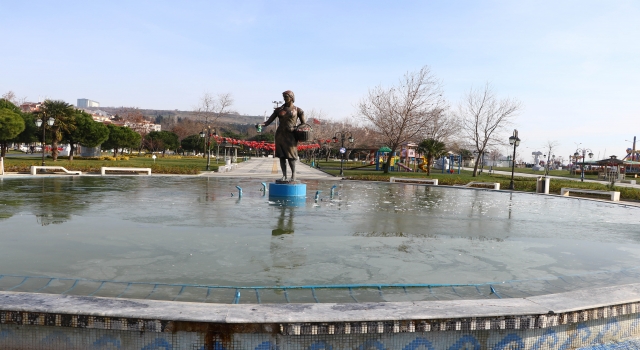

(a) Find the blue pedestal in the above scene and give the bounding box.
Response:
[268,196,307,207]
[268,183,307,207]
[269,183,306,197]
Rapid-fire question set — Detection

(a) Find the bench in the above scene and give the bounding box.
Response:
[30,166,82,175]
[390,177,438,185]
[465,182,500,190]
[101,167,151,175]
[561,188,620,201]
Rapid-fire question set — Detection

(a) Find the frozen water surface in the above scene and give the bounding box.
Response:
[1,177,639,290]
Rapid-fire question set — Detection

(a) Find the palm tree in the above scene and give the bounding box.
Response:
[36,100,75,161]
[417,138,447,175]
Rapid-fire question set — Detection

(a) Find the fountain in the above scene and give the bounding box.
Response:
[1,176,639,349]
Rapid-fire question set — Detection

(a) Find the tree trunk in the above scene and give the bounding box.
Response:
[69,142,75,161]
[51,141,58,161]
[426,156,431,175]
[0,143,6,158]
[472,154,481,177]
[383,155,392,174]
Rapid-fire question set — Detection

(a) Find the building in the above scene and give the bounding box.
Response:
[124,120,161,133]
[19,102,42,113]
[77,99,100,108]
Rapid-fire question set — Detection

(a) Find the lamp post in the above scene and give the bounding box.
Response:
[333,131,354,177]
[35,117,55,166]
[508,129,521,190]
[199,127,217,170]
[574,147,593,182]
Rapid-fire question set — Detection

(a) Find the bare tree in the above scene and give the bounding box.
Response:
[2,91,26,106]
[357,66,447,173]
[543,140,560,176]
[422,108,458,144]
[458,83,522,176]
[487,148,502,167]
[194,92,234,126]
[193,92,234,166]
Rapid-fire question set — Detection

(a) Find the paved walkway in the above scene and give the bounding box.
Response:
[202,157,338,180]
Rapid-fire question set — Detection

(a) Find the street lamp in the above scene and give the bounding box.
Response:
[574,147,594,182]
[199,127,217,170]
[35,117,55,166]
[333,131,354,177]
[508,129,521,190]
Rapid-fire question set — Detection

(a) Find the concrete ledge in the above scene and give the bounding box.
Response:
[30,166,81,175]
[217,163,238,173]
[100,167,151,175]
[465,181,500,190]
[2,283,640,325]
[561,187,620,201]
[390,177,438,185]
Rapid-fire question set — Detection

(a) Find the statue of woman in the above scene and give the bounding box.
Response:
[262,90,306,182]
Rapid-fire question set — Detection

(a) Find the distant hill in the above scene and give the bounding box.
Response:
[89,107,266,125]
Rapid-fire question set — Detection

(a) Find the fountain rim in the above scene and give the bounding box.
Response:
[1,282,640,324]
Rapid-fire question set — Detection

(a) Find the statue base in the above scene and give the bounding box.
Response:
[269,182,306,197]
[275,179,301,184]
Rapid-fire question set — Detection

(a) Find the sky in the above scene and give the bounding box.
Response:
[2,0,639,162]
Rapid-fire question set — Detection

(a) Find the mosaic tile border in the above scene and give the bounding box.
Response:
[280,302,640,335]
[0,311,169,333]
[3,301,640,336]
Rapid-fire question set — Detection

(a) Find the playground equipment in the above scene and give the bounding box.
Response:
[433,157,449,170]
[417,155,462,174]
[435,154,461,174]
[374,148,399,171]
[396,162,413,172]
[418,156,428,172]
[625,148,640,161]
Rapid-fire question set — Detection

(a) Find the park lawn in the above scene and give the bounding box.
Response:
[314,162,640,201]
[2,155,224,174]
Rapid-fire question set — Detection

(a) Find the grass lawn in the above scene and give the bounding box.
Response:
[488,166,599,180]
[310,160,640,202]
[2,154,228,174]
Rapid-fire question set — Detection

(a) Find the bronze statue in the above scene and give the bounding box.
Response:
[262,90,306,182]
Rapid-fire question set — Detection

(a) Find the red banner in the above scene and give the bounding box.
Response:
[212,136,320,151]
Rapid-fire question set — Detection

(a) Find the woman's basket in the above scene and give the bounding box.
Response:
[294,123,313,142]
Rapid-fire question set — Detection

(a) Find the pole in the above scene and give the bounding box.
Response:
[339,134,345,177]
[509,130,518,190]
[202,131,206,159]
[581,150,585,182]
[206,129,211,171]
[41,124,46,166]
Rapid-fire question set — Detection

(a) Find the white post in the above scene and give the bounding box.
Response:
[0,157,4,175]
